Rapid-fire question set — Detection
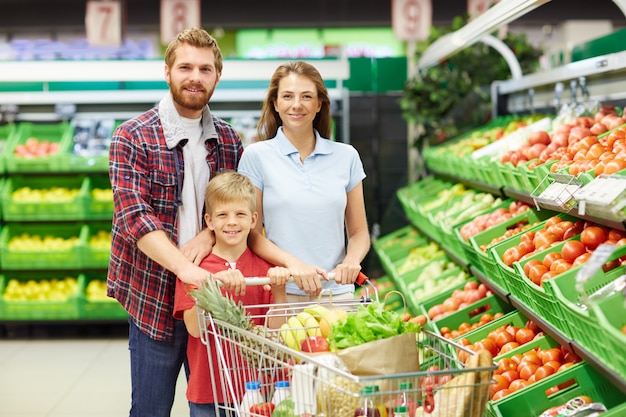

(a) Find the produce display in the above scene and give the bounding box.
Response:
[14,137,61,158]
[2,276,78,301]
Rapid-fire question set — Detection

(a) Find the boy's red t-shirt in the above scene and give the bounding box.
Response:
[173,247,274,404]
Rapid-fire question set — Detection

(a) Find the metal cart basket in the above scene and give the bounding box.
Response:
[197,284,495,417]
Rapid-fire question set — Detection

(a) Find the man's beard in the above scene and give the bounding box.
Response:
[171,84,213,111]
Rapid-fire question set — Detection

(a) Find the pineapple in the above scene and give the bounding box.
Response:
[190,279,287,369]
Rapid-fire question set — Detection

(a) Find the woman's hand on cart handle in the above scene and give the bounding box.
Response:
[234,271,369,286]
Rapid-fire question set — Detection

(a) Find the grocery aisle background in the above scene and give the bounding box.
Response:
[0,326,190,417]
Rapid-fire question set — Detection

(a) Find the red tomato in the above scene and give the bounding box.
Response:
[580,226,608,250]
[550,259,572,275]
[542,252,563,269]
[544,216,562,228]
[573,252,592,266]
[528,264,549,285]
[508,379,530,393]
[490,374,509,397]
[608,229,626,241]
[525,320,541,333]
[500,341,520,354]
[539,348,563,365]
[524,259,543,276]
[518,363,539,380]
[535,365,556,381]
[534,231,559,250]
[515,327,536,345]
[500,370,520,385]
[563,220,585,240]
[493,330,515,349]
[491,388,510,401]
[561,240,587,263]
[497,358,518,374]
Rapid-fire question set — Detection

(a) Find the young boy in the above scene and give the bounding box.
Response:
[173,171,290,417]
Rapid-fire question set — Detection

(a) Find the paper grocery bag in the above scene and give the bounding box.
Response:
[335,333,419,376]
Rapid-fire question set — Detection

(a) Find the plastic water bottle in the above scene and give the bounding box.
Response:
[271,380,291,407]
[240,381,264,417]
[395,381,418,417]
[393,405,409,417]
[354,386,382,417]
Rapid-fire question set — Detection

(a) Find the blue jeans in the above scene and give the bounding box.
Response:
[128,318,190,417]
[189,402,228,417]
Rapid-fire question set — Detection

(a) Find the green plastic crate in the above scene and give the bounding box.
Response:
[373,225,429,276]
[405,264,469,313]
[487,361,626,417]
[3,121,72,173]
[1,175,88,221]
[84,175,114,220]
[454,310,538,356]
[82,221,112,269]
[470,207,557,280]
[0,271,81,320]
[488,213,577,296]
[0,122,16,174]
[77,272,128,320]
[0,222,87,270]
[510,236,584,335]
[543,249,626,366]
[452,199,516,270]
[590,290,626,380]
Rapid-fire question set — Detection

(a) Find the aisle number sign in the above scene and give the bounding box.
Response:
[160,0,201,44]
[391,0,432,42]
[468,0,507,36]
[85,0,123,46]
[467,0,499,18]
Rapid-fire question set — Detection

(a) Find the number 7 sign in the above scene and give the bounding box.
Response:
[85,0,123,46]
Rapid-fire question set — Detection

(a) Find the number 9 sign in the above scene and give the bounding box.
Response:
[160,0,201,44]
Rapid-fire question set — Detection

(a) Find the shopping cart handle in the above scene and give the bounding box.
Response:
[228,271,369,286]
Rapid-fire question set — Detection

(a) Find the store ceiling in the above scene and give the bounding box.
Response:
[0,0,623,34]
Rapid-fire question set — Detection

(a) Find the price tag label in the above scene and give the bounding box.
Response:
[85,0,123,47]
[391,0,432,41]
[160,0,201,45]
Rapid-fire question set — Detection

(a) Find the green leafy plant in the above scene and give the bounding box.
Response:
[400,16,544,148]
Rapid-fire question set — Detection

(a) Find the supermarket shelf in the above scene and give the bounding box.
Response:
[470,265,626,395]
[504,186,626,231]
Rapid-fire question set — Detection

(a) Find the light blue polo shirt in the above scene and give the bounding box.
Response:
[238,128,366,296]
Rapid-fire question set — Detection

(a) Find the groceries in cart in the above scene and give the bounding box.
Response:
[192,278,496,417]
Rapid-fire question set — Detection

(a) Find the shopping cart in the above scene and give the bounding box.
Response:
[196,276,495,417]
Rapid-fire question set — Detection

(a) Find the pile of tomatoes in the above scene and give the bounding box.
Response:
[498,215,626,287]
[459,201,531,241]
[489,342,582,401]
[425,281,491,322]
[457,317,543,363]
[455,316,583,402]
[518,219,626,287]
[439,311,505,340]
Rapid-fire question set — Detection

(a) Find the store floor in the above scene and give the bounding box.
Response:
[0,324,190,417]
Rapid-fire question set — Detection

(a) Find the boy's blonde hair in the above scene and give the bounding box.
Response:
[205,171,256,215]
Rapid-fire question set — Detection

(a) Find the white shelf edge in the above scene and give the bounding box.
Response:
[0,88,346,105]
[0,58,350,83]
[495,50,626,95]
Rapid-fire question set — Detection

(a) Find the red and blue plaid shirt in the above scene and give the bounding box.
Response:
[107,104,242,341]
